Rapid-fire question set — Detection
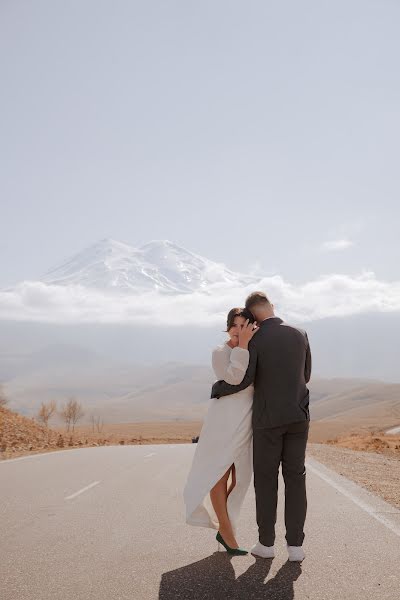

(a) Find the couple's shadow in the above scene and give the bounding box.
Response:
[159,552,301,599]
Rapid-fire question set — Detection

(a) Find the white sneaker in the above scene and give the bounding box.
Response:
[250,541,275,559]
[287,545,305,562]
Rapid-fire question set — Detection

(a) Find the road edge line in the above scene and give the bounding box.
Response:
[306,457,400,538]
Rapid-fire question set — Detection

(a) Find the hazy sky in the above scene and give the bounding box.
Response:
[1,0,399,289]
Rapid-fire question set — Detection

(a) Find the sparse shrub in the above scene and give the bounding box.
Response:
[370,437,389,448]
[60,397,84,432]
[90,414,104,433]
[37,400,57,428]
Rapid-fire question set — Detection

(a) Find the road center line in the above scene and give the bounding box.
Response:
[65,480,101,500]
[144,453,156,458]
[306,459,400,538]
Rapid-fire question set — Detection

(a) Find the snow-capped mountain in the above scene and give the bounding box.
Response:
[43,238,257,294]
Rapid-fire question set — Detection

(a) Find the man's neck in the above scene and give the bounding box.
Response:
[260,315,276,322]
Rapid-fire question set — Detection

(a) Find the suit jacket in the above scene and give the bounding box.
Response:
[211,317,312,428]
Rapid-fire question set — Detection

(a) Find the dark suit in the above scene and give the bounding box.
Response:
[211,316,312,546]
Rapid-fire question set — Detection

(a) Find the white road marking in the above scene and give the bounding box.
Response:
[0,444,187,464]
[65,481,101,500]
[0,449,78,464]
[144,453,156,458]
[306,459,400,538]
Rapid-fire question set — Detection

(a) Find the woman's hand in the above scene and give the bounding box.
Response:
[238,319,259,349]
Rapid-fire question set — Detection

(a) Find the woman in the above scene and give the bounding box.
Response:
[183,307,259,555]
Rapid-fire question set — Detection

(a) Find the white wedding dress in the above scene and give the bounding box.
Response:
[183,342,253,531]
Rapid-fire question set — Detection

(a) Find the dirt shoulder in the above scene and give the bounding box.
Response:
[307,442,400,510]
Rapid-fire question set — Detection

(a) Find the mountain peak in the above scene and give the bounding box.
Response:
[139,239,175,247]
[42,238,257,294]
[138,239,203,262]
[139,239,191,254]
[89,238,134,252]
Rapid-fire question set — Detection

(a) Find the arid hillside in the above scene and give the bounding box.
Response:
[308,381,400,441]
[0,406,200,460]
[2,372,400,460]
[0,406,63,457]
[6,364,400,430]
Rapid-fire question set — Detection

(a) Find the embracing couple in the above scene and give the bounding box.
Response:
[184,291,312,562]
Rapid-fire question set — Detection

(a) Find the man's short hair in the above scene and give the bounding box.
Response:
[245,291,272,311]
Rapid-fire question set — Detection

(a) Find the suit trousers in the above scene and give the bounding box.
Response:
[253,420,309,547]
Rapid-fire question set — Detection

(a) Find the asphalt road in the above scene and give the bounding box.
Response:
[1,444,400,600]
[386,425,400,435]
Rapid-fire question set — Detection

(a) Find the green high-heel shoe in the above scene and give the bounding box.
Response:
[216,531,248,556]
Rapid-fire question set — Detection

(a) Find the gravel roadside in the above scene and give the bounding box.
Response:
[307,442,400,510]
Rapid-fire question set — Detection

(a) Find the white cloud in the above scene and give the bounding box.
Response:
[0,272,400,326]
[322,238,354,252]
[322,239,355,251]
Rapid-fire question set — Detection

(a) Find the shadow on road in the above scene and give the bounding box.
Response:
[159,552,302,599]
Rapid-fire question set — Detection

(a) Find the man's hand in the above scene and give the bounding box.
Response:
[238,319,259,349]
[211,380,224,399]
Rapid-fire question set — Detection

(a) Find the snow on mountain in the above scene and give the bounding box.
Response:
[42,238,257,294]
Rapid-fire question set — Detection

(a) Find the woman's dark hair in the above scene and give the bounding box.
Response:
[225,307,255,332]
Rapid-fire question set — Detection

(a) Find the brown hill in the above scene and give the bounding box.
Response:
[0,407,58,455]
[0,406,63,457]
[0,406,104,459]
[0,406,199,460]
[308,382,400,441]
[310,382,400,422]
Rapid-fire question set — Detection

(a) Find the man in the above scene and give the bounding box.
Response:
[211,291,312,562]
